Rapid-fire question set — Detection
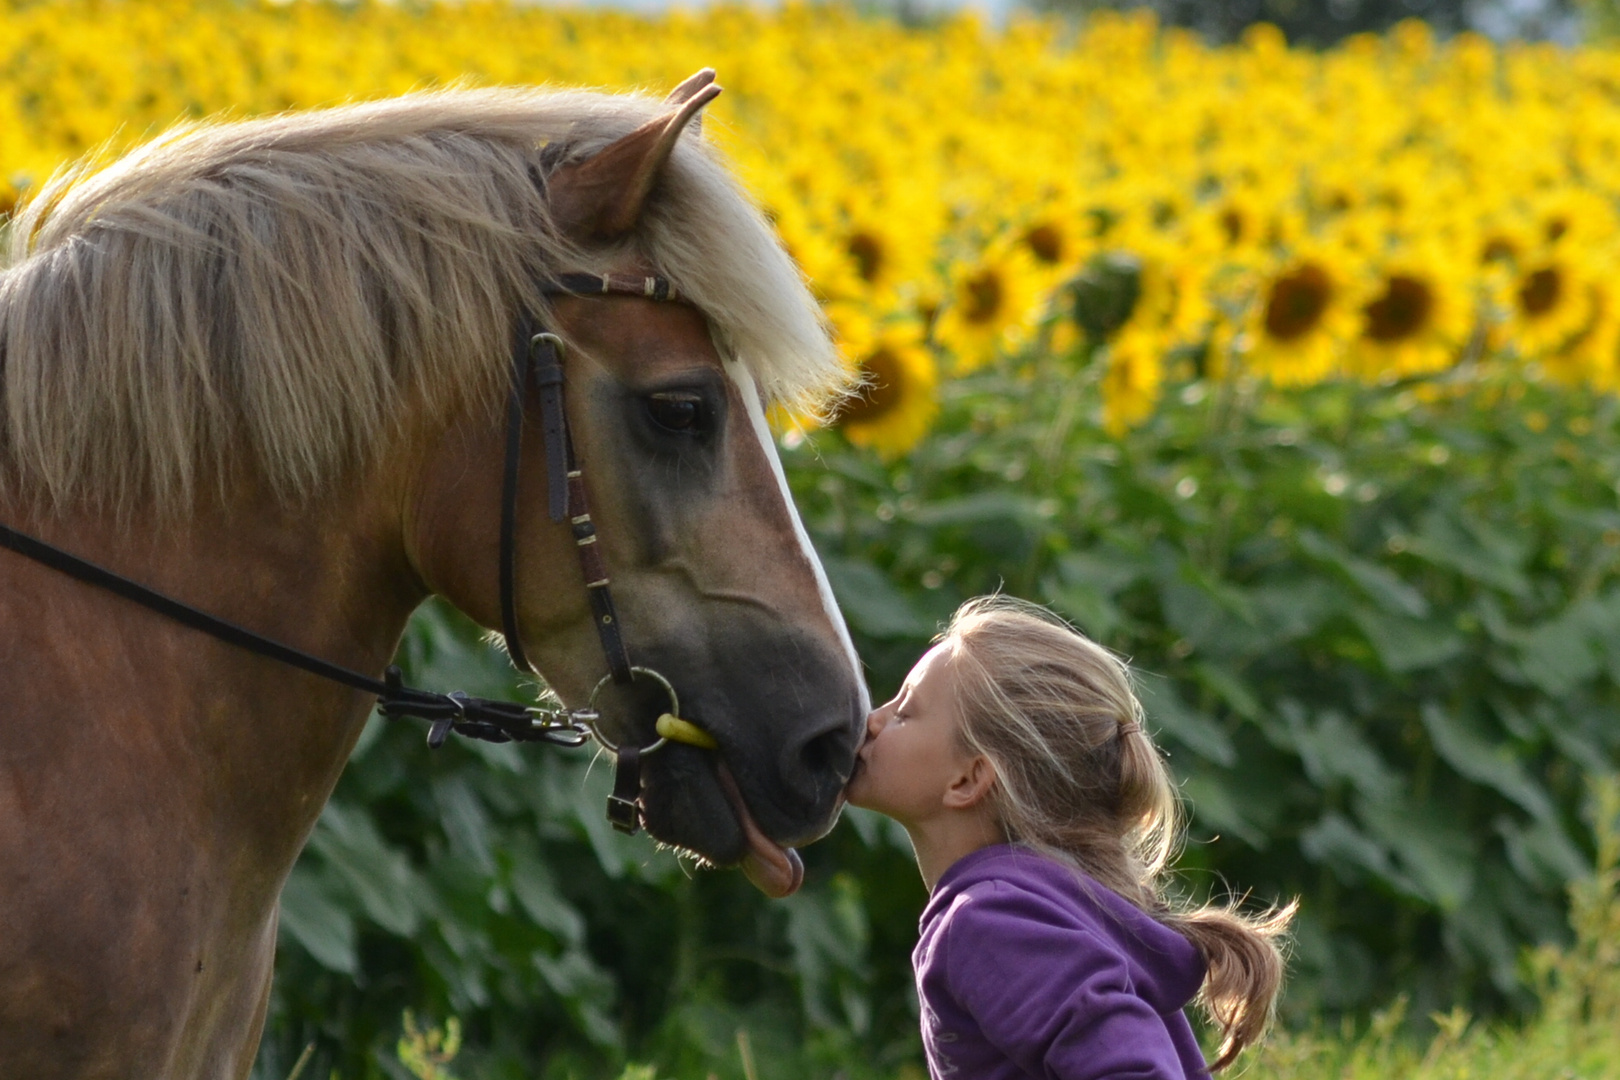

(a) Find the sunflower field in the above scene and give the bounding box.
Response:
[6,1,1620,1077]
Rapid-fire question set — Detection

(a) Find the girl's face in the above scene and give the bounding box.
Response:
[846,641,977,825]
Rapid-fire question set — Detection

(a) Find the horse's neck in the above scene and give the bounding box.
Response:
[0,482,423,1077]
[0,484,423,864]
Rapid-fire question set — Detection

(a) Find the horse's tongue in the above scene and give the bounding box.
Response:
[716,762,804,898]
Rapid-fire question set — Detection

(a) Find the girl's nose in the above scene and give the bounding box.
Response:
[865,708,886,739]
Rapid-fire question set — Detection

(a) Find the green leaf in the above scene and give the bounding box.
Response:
[1351,608,1465,673]
[1497,814,1591,889]
[278,864,358,975]
[532,950,620,1048]
[1518,608,1601,697]
[839,805,912,852]
[819,555,933,639]
[1280,702,1401,802]
[1156,561,1266,656]
[1300,812,1417,896]
[309,801,430,936]
[1444,869,1521,995]
[1298,529,1428,617]
[1249,577,1345,643]
[1041,572,1123,640]
[906,491,1043,526]
[1403,508,1531,597]
[1041,547,1146,640]
[1420,703,1555,821]
[434,775,496,876]
[552,759,665,881]
[1356,794,1479,912]
[1577,587,1620,682]
[1181,772,1268,848]
[1053,548,1146,597]
[1192,661,1263,721]
[783,875,870,1031]
[506,839,587,948]
[1137,675,1237,766]
[399,597,523,701]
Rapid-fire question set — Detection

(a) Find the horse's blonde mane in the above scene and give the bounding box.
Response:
[0,86,842,513]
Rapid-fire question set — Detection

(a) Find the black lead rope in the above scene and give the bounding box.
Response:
[0,520,584,748]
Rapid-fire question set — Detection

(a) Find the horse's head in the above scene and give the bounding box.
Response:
[409,74,867,890]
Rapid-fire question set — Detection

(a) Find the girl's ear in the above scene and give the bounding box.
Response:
[943,754,997,811]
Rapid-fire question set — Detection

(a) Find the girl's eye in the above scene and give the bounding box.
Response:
[646,392,705,433]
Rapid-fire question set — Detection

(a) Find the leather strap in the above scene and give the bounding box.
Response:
[606,744,643,833]
[0,523,585,746]
[508,318,637,688]
[500,324,538,676]
[530,331,570,525]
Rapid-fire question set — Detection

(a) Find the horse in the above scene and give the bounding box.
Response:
[0,72,868,1078]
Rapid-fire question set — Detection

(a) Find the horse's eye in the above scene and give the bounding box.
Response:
[646,392,705,433]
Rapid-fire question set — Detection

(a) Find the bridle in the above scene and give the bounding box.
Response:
[0,270,702,836]
[504,270,702,832]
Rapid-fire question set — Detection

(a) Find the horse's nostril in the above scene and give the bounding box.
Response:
[786,719,858,800]
[799,726,841,778]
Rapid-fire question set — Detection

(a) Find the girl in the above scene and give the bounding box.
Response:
[846,595,1294,1079]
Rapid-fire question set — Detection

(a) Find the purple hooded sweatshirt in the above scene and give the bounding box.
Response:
[914,844,1212,1080]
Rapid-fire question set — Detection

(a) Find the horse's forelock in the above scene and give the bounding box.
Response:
[0,86,844,515]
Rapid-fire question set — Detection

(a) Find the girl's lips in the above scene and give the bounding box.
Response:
[715,760,805,898]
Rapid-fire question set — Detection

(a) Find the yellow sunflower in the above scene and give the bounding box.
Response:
[769,204,862,306]
[933,243,1044,373]
[1345,248,1473,381]
[1016,200,1094,290]
[1100,324,1167,437]
[1228,243,1362,386]
[1539,258,1620,390]
[1494,249,1601,359]
[1021,218,1070,267]
[838,196,935,299]
[834,327,940,460]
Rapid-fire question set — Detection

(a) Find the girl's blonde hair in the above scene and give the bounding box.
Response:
[941,595,1295,1071]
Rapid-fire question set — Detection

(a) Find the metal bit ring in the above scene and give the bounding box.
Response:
[583,666,679,754]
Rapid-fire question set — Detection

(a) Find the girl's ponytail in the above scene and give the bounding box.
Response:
[1166,900,1297,1070]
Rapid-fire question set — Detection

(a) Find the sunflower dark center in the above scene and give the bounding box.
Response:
[1481,237,1517,264]
[1024,223,1064,264]
[838,346,906,426]
[1264,263,1332,342]
[846,231,886,284]
[1220,207,1245,246]
[962,269,1005,324]
[1363,274,1434,343]
[1519,266,1562,317]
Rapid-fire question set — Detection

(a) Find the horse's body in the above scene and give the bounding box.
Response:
[0,80,865,1078]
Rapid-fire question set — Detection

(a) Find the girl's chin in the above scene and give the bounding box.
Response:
[843,762,873,810]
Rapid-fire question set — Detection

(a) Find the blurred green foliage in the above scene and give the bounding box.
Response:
[254,309,1620,1077]
[1244,776,1620,1078]
[391,776,1620,1078]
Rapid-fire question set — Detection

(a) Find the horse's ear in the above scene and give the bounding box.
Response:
[666,68,717,106]
[549,78,722,242]
[665,68,717,136]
